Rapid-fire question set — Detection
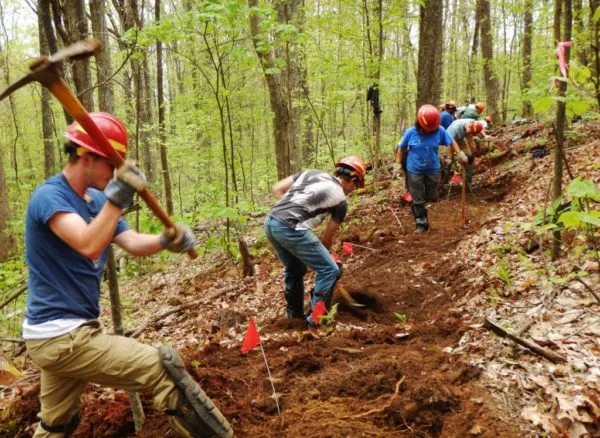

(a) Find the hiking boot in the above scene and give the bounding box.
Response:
[159,346,233,438]
[415,224,428,234]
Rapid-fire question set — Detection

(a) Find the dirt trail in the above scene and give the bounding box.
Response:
[5,163,528,438]
[109,178,521,438]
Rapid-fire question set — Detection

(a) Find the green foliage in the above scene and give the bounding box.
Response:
[493,258,511,285]
[319,303,339,326]
[0,257,26,290]
[490,244,514,255]
[557,178,600,229]
[394,312,408,323]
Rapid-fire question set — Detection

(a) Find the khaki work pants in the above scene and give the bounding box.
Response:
[25,322,178,437]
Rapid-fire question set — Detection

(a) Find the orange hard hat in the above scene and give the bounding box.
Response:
[417,104,441,133]
[335,155,367,188]
[475,102,486,112]
[65,112,128,159]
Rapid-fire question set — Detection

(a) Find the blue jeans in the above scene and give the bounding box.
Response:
[264,216,339,321]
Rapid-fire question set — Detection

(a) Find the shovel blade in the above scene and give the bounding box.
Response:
[334,285,366,307]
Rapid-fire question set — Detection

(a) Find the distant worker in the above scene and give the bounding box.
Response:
[484,116,493,130]
[396,105,467,233]
[461,102,485,120]
[264,156,366,326]
[446,119,486,186]
[440,100,458,129]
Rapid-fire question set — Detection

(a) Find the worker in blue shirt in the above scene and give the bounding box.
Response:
[395,105,467,233]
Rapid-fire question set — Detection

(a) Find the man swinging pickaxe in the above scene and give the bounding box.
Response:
[0,38,196,259]
[4,41,237,438]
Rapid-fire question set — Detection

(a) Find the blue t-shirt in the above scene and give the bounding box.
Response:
[440,111,453,129]
[25,174,128,324]
[398,126,452,174]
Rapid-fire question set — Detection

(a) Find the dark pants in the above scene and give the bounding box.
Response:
[402,154,409,192]
[407,172,441,229]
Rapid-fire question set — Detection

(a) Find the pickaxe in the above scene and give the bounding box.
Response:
[0,39,196,259]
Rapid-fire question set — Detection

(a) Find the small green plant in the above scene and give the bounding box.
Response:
[494,258,511,285]
[522,178,600,234]
[490,244,513,255]
[394,312,408,323]
[503,221,515,233]
[319,303,339,325]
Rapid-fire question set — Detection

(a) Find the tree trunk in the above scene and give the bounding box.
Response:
[552,0,572,261]
[38,0,56,177]
[466,3,480,102]
[64,0,94,111]
[0,139,14,261]
[155,0,174,215]
[573,0,587,67]
[477,0,500,124]
[373,0,383,181]
[417,0,443,109]
[115,0,154,181]
[248,0,294,180]
[521,0,533,117]
[141,54,155,181]
[89,0,114,113]
[275,0,303,172]
[554,0,563,43]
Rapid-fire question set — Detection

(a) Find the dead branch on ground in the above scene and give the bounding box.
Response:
[484,317,566,364]
[127,285,237,338]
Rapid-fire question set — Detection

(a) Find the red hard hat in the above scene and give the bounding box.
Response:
[469,121,485,134]
[65,112,128,159]
[335,155,366,188]
[417,104,441,133]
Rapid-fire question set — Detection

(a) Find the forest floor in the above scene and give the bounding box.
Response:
[1,120,599,438]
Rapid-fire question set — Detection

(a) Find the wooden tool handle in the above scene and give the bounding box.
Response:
[49,79,197,259]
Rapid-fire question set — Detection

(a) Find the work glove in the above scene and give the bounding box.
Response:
[160,223,197,253]
[390,163,403,178]
[104,160,147,209]
[457,151,469,165]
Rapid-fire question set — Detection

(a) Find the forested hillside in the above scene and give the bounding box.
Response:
[0,1,598,437]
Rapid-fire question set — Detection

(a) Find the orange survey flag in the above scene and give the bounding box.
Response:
[450,174,462,185]
[312,300,327,324]
[342,242,353,255]
[241,318,261,354]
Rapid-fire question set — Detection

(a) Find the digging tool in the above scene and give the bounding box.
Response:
[0,39,196,259]
[333,283,365,308]
[329,252,364,308]
[461,166,467,226]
